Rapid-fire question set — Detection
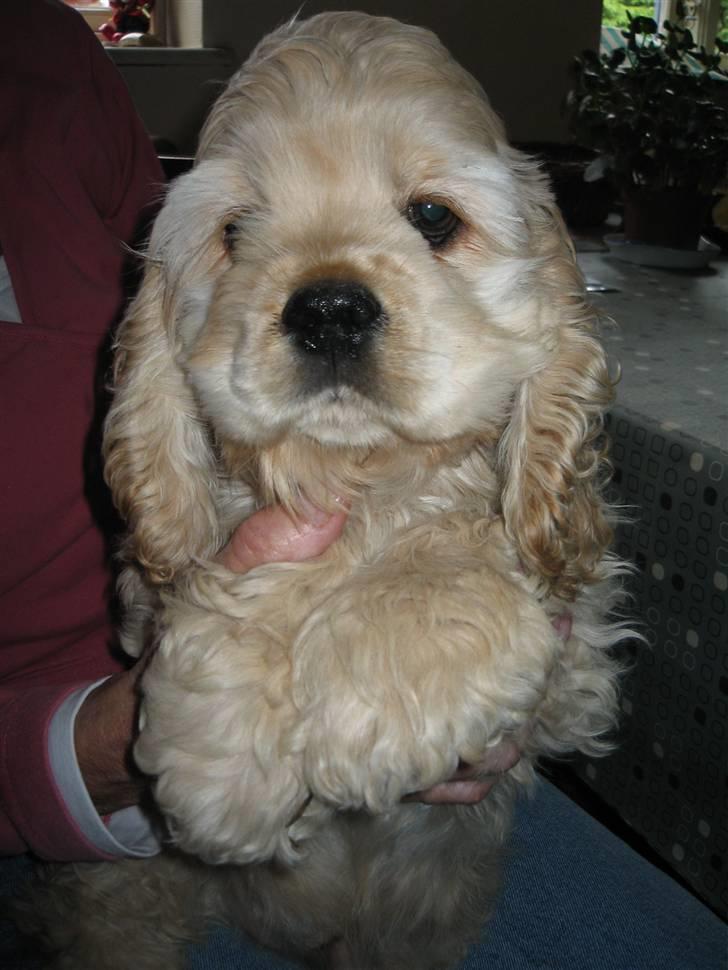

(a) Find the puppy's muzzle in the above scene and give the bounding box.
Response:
[281,280,385,388]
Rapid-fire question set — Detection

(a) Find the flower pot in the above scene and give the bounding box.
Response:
[621,187,712,250]
[520,143,615,229]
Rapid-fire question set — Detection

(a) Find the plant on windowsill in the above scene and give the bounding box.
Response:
[565,9,728,250]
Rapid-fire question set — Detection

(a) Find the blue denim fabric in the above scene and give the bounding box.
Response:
[2,780,725,969]
[187,781,727,970]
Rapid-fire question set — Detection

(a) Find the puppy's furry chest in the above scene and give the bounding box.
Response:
[209,480,507,645]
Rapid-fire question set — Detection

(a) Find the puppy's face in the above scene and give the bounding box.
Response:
[154,18,555,453]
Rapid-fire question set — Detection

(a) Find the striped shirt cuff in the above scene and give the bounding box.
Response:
[48,680,161,858]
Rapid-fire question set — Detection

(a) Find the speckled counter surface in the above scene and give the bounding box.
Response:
[577,250,728,451]
[570,248,727,918]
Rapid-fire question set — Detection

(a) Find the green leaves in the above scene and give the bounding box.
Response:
[623,15,659,39]
[566,14,728,193]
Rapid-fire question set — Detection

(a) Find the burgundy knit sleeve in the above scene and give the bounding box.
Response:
[0,0,163,859]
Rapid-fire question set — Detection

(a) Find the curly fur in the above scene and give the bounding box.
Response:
[19,13,629,970]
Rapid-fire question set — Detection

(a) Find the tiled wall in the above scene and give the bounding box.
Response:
[574,408,728,919]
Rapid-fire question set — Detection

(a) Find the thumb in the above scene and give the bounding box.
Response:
[217,502,348,574]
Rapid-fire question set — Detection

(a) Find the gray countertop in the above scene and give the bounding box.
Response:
[576,249,728,452]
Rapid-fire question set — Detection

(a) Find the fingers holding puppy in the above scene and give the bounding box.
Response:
[218,502,349,573]
[406,742,521,805]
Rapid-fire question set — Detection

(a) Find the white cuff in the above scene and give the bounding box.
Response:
[0,254,21,323]
[48,679,162,858]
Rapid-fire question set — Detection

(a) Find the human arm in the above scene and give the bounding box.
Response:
[0,0,164,861]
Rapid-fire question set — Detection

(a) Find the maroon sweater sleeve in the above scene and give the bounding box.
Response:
[0,0,164,859]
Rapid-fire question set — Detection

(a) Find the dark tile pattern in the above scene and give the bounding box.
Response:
[572,406,728,919]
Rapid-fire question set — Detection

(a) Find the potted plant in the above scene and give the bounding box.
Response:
[566,10,728,250]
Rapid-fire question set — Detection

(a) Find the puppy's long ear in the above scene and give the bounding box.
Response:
[103,266,218,584]
[497,218,614,601]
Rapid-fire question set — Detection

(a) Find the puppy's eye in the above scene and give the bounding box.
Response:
[407,201,460,247]
[223,222,239,252]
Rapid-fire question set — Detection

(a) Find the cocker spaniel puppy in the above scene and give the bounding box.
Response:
[23,12,626,970]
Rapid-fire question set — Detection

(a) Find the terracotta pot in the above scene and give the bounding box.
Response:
[621,187,711,250]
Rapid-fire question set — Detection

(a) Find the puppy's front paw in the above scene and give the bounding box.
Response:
[292,561,559,814]
[136,602,308,865]
[140,729,307,865]
[291,590,493,813]
[300,688,460,812]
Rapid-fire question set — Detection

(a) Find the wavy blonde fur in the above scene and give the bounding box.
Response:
[27,13,628,970]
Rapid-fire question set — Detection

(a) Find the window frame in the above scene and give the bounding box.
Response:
[62,1,169,46]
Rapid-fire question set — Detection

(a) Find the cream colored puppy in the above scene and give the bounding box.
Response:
[24,12,626,970]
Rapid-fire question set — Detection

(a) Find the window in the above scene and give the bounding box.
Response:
[601,0,656,28]
[601,0,728,63]
[689,0,728,47]
[603,1,727,45]
[62,1,169,46]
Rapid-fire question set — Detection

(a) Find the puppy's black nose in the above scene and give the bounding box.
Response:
[281,280,384,360]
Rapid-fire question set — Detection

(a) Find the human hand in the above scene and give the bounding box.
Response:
[217,500,348,572]
[75,502,349,816]
[73,665,146,817]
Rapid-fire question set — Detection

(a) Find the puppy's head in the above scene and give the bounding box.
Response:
[105,12,613,595]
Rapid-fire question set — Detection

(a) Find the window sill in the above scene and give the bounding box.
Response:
[106,46,232,68]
